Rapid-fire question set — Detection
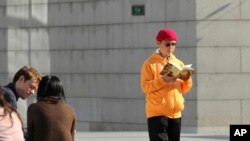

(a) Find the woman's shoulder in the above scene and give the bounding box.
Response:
[61,102,75,111]
[59,102,76,115]
[27,102,43,112]
[0,110,24,141]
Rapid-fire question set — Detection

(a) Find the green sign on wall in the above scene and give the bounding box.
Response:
[131,5,145,16]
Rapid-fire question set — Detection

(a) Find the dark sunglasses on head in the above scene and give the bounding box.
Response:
[165,43,176,47]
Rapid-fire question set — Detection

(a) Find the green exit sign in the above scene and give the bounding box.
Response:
[132,5,145,16]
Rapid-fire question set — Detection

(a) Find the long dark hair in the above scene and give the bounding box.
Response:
[0,86,23,127]
[36,75,66,101]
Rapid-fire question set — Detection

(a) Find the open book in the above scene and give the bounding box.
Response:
[160,62,194,78]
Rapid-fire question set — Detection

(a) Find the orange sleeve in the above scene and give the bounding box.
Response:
[140,61,165,94]
[181,77,193,94]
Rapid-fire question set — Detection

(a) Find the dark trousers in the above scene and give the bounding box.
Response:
[147,116,181,141]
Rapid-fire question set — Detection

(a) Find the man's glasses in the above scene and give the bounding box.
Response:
[165,43,176,47]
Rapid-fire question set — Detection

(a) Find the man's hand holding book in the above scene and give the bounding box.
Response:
[160,62,194,81]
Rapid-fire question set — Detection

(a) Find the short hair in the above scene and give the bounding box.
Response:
[36,75,66,100]
[13,66,42,83]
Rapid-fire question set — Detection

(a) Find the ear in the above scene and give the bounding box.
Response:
[17,75,25,83]
[156,41,160,45]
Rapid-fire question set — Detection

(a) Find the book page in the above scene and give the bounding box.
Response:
[182,64,194,71]
[160,63,194,77]
[160,62,181,77]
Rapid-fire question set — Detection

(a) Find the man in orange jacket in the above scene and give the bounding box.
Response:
[140,28,193,141]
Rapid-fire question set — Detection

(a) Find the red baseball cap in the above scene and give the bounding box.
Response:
[156,28,178,41]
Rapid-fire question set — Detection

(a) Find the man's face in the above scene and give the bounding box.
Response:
[15,76,39,99]
[158,40,176,57]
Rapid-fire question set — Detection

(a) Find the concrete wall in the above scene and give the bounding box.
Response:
[195,0,250,133]
[0,0,249,134]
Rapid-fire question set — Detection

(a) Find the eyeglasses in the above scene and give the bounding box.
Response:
[165,43,176,47]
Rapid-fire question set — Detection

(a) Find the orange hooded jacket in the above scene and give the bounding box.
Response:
[140,52,192,118]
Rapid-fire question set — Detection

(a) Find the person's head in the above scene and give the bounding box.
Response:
[0,86,8,108]
[0,85,23,126]
[36,75,66,101]
[156,28,178,57]
[13,66,42,99]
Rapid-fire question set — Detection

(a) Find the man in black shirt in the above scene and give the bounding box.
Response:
[2,66,42,107]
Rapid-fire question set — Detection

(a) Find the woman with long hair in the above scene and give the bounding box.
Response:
[27,75,76,141]
[0,85,25,141]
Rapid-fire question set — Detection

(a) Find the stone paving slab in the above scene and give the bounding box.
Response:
[75,132,229,141]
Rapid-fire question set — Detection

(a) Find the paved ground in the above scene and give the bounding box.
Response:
[75,132,229,141]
